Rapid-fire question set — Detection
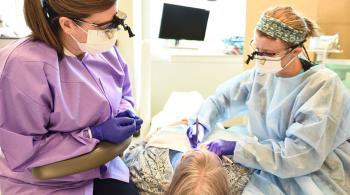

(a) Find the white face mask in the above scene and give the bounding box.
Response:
[255,56,296,74]
[71,25,118,55]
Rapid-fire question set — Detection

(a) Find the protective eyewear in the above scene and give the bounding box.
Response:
[246,40,298,64]
[72,10,135,38]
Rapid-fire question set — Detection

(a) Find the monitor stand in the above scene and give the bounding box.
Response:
[170,39,200,50]
[175,39,180,47]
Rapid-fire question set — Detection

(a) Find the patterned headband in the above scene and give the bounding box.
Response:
[256,15,307,45]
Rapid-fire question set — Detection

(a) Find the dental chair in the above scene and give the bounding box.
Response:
[32,137,132,180]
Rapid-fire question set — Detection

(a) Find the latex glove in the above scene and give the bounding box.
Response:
[116,110,143,131]
[207,139,236,156]
[186,122,206,148]
[91,117,136,144]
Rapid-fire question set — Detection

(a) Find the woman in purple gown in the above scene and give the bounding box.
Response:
[0,0,142,194]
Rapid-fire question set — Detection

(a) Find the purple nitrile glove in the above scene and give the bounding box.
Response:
[91,117,136,144]
[186,122,206,148]
[116,110,143,131]
[207,139,236,156]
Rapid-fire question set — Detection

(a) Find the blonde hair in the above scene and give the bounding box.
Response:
[165,150,229,195]
[24,0,116,59]
[257,6,319,46]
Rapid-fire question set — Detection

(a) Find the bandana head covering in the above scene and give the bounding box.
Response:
[256,15,307,45]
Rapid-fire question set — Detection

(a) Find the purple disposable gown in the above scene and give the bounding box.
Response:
[0,38,135,194]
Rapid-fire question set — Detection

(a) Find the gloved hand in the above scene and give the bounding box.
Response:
[91,117,136,144]
[116,110,143,131]
[186,122,206,148]
[207,139,236,156]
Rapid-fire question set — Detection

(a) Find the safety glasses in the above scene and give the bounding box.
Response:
[249,40,296,61]
[245,40,300,64]
[72,10,134,39]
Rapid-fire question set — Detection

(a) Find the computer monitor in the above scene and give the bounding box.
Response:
[158,3,210,45]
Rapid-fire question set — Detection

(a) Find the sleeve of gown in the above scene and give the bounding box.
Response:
[119,63,135,113]
[233,76,345,178]
[194,70,253,130]
[114,47,135,113]
[0,62,98,172]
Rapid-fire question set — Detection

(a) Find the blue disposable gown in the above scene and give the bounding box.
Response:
[0,38,135,194]
[196,62,350,194]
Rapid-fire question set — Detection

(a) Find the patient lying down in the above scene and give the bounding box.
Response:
[123,121,251,195]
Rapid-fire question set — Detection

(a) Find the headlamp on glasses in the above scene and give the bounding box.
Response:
[107,11,135,38]
[72,11,135,38]
[245,40,302,64]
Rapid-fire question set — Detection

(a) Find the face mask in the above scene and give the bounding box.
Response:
[255,56,296,74]
[71,25,118,55]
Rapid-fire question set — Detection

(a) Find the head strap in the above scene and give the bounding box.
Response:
[256,15,307,45]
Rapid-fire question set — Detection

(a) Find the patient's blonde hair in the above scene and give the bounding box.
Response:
[165,149,229,195]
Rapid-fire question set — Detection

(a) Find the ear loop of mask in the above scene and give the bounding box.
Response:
[279,43,313,73]
[68,22,88,54]
[74,22,88,35]
[281,52,298,70]
[69,21,89,45]
[293,40,312,63]
[291,41,315,71]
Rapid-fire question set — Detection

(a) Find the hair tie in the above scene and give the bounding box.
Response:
[41,0,58,22]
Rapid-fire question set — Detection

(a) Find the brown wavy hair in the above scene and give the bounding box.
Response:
[24,0,116,59]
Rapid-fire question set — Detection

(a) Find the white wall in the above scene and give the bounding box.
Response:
[151,51,244,116]
[0,0,30,37]
[117,0,135,76]
[118,1,152,135]
[144,0,247,116]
